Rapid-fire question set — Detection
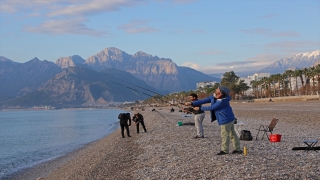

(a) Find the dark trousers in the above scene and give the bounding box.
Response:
[120,123,130,138]
[136,121,147,133]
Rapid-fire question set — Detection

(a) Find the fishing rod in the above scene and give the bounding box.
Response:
[105,73,164,97]
[104,73,185,108]
[101,76,175,123]
[129,89,172,123]
[103,74,192,124]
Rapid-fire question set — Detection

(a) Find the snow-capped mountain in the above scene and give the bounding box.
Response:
[259,50,320,74]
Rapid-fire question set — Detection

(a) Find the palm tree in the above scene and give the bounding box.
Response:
[294,69,304,95]
[302,68,310,95]
[250,80,259,98]
[316,64,320,95]
[284,70,294,95]
[309,67,317,95]
[269,74,277,97]
[261,77,269,98]
[293,69,301,95]
[274,74,282,97]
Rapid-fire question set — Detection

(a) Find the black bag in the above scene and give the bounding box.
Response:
[211,110,216,122]
[240,130,253,141]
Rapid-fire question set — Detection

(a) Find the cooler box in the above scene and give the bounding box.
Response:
[177,121,183,126]
[269,134,281,142]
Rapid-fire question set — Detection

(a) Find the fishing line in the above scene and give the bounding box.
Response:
[128,88,172,124]
[103,74,189,124]
[104,73,185,108]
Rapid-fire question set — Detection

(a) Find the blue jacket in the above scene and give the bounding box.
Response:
[192,95,235,125]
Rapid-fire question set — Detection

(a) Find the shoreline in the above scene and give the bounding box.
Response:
[3,122,122,180]
[7,101,320,179]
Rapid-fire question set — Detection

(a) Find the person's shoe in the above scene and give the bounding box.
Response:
[194,135,204,138]
[232,150,243,154]
[216,151,228,155]
[122,136,125,138]
[128,135,131,137]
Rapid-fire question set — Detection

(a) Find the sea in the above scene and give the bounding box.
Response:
[0,108,125,179]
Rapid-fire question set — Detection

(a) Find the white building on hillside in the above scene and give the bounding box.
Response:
[247,73,270,81]
[196,81,217,89]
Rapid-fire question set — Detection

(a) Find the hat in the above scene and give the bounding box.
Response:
[218,86,230,95]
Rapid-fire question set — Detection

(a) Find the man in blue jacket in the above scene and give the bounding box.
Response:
[186,86,242,155]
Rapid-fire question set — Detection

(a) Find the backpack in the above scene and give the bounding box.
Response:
[118,113,126,119]
[240,130,253,141]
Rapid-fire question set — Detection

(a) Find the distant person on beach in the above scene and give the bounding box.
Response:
[118,113,131,138]
[186,86,242,155]
[184,93,205,138]
[170,108,175,112]
[132,113,147,133]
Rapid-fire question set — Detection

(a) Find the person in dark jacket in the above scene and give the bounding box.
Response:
[132,113,147,133]
[186,86,242,155]
[184,93,205,138]
[119,113,131,138]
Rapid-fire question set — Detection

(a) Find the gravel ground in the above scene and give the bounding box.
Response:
[10,100,320,180]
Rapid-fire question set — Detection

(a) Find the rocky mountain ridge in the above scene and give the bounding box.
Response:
[55,47,215,92]
[259,50,320,74]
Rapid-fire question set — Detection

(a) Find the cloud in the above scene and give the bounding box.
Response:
[240,29,301,37]
[0,0,86,13]
[24,18,106,37]
[48,0,145,17]
[239,28,271,35]
[0,0,144,16]
[265,41,320,50]
[118,20,160,34]
[271,31,300,37]
[2,0,145,36]
[216,61,258,66]
[182,53,282,74]
[181,62,201,70]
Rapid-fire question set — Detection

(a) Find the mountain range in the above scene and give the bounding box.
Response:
[209,50,320,78]
[0,48,319,108]
[0,48,217,108]
[258,50,320,74]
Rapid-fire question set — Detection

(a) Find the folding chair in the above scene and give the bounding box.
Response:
[255,118,279,140]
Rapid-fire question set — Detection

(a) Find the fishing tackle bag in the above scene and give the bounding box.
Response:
[240,130,253,141]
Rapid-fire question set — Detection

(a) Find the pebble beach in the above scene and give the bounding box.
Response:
[11,100,320,180]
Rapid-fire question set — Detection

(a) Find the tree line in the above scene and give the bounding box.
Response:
[250,64,320,98]
[143,64,320,105]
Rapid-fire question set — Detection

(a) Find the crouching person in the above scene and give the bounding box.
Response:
[132,113,147,133]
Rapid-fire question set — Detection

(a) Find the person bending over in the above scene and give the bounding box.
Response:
[132,113,147,133]
[119,113,131,138]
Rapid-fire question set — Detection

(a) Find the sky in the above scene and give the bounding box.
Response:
[1,0,320,74]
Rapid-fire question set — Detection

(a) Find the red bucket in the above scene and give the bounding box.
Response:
[269,134,281,142]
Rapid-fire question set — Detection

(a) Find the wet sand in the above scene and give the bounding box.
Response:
[9,100,320,179]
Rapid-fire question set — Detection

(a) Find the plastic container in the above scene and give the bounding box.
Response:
[269,134,281,142]
[177,121,183,126]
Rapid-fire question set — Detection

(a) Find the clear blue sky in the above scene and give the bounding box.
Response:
[1,0,319,74]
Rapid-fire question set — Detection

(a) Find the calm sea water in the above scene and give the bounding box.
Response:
[0,108,124,179]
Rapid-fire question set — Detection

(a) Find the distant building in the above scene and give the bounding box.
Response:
[196,81,217,89]
[240,73,270,95]
[247,73,270,81]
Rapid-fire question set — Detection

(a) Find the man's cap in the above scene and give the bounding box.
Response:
[219,86,230,95]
